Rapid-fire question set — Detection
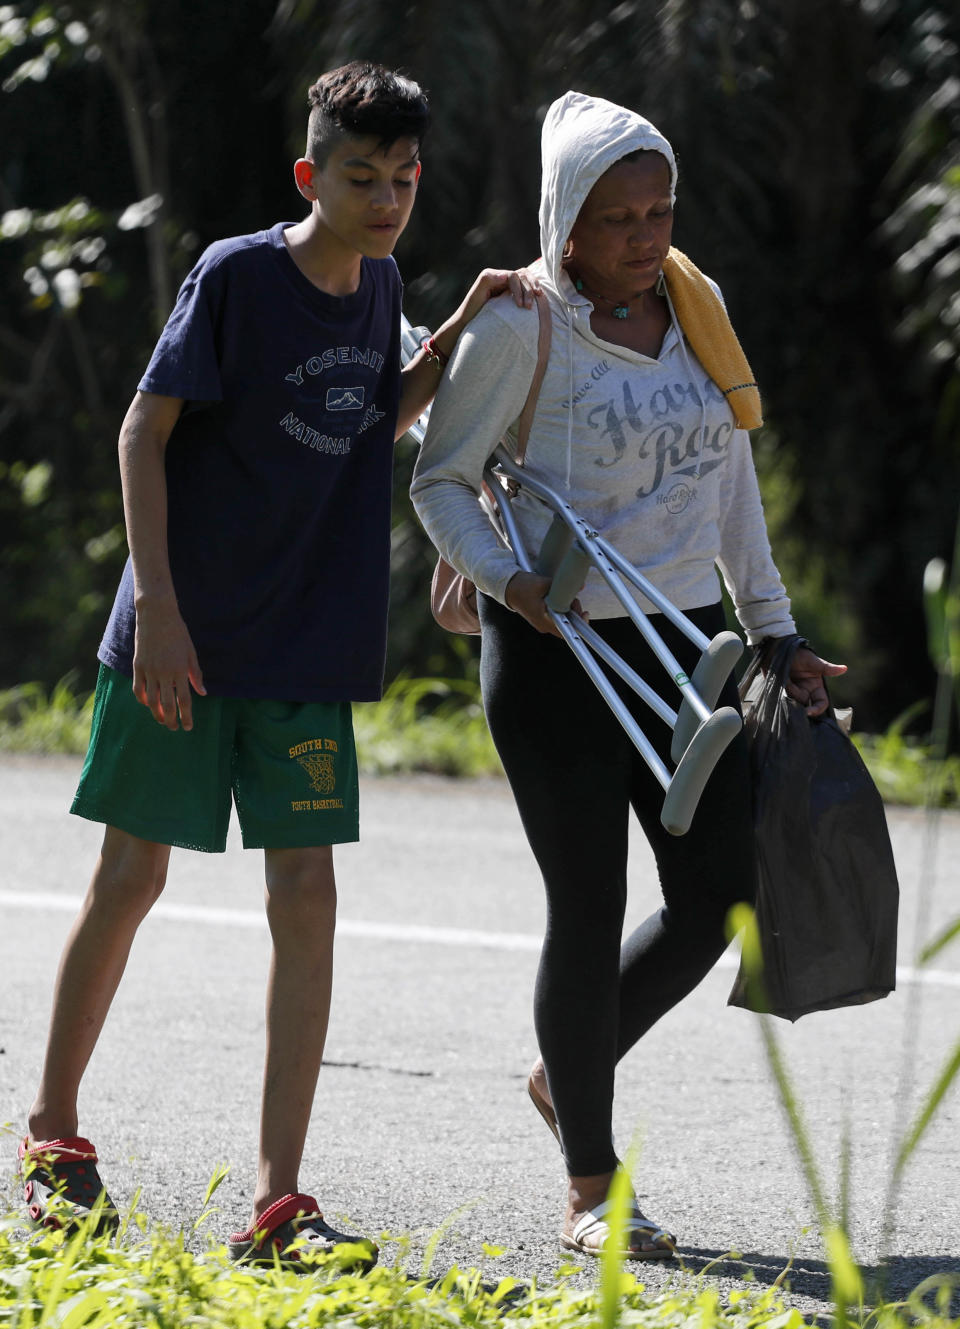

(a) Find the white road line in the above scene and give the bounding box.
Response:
[0,890,541,952]
[2,890,959,989]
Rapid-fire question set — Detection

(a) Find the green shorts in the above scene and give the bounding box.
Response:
[71,666,359,852]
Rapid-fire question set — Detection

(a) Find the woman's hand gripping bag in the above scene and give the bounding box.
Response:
[728,635,899,1021]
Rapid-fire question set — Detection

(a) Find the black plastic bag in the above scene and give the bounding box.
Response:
[728,635,899,1021]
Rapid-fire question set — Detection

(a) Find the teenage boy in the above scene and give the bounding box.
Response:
[19,60,532,1266]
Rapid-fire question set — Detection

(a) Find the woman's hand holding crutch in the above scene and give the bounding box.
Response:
[505,570,587,637]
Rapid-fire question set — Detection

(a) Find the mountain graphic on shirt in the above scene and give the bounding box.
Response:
[326,385,365,411]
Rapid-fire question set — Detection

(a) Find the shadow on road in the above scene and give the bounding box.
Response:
[679,1247,960,1317]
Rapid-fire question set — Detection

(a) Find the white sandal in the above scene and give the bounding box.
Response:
[560,1199,676,1260]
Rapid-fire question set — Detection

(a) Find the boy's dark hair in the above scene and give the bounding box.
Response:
[306,61,430,166]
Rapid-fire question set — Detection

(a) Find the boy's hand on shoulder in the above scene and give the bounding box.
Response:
[132,595,206,731]
[460,267,541,323]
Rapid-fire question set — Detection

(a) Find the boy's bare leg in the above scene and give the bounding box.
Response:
[27,826,171,1142]
[254,845,336,1222]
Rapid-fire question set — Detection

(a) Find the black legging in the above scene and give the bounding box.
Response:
[478,593,756,1176]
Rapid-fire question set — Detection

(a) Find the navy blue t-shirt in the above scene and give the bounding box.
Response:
[99,223,403,701]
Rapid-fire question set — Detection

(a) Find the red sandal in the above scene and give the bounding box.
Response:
[228,1192,378,1271]
[18,1136,119,1235]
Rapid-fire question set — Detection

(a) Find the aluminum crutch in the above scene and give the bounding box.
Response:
[485,447,744,835]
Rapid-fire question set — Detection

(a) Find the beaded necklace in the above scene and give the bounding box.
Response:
[574,276,634,320]
[572,271,666,319]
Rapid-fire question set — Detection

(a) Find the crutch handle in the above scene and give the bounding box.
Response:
[535,513,574,578]
[670,631,744,764]
[660,706,742,836]
[546,547,592,613]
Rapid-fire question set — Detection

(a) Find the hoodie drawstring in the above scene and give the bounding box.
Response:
[566,314,575,488]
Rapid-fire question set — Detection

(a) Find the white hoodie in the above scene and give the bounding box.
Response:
[411,92,795,643]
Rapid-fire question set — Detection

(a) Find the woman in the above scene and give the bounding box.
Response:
[411,92,845,1259]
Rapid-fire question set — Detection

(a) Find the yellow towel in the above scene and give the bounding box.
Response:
[662,248,762,430]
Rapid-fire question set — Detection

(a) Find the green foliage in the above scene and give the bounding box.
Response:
[924,553,960,691]
[1,1189,958,1329]
[598,1150,641,1329]
[851,541,960,803]
[0,674,94,753]
[852,709,960,807]
[353,677,501,778]
[890,1037,960,1186]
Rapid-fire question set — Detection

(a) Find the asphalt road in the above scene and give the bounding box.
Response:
[1,754,958,1318]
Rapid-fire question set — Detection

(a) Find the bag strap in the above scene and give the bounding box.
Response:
[513,290,552,465]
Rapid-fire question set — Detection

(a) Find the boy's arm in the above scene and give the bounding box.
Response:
[395,267,538,440]
[118,390,206,732]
